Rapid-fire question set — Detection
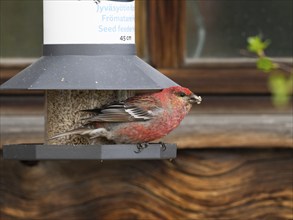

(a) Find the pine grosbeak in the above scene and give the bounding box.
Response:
[51,86,202,144]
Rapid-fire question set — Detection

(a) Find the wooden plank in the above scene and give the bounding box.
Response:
[0,149,292,219]
[0,64,277,94]
[0,95,44,115]
[161,68,270,94]
[1,113,292,149]
[164,114,293,148]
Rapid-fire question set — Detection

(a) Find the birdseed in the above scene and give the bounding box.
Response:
[45,90,116,145]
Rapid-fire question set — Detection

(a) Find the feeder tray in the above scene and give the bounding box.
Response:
[3,144,177,160]
[1,0,178,160]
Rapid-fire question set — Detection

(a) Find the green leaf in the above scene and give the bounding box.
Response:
[247,36,270,55]
[269,74,291,107]
[256,57,276,73]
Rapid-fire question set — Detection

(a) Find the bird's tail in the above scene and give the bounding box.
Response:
[48,127,92,140]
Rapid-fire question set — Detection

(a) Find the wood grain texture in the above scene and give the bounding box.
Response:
[161,68,270,94]
[148,0,185,68]
[0,149,292,220]
[135,0,147,59]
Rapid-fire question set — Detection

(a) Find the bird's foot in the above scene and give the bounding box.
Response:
[159,142,167,151]
[135,143,148,153]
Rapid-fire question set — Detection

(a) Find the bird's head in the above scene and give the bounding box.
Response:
[163,86,202,105]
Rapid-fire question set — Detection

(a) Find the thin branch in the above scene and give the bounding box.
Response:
[239,49,258,58]
[271,60,293,74]
[240,49,293,74]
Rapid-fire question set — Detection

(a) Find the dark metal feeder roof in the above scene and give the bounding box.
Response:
[0,44,178,90]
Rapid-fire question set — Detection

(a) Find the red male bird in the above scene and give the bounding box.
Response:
[50,86,202,144]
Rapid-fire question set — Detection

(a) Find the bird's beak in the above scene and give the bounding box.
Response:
[189,94,202,104]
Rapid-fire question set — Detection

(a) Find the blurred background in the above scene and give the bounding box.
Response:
[1,0,292,219]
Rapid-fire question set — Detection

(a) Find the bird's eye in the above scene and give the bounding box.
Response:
[179,92,186,97]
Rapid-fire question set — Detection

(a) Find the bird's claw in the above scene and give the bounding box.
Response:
[159,142,167,151]
[135,143,148,153]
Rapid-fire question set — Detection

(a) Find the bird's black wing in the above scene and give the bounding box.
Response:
[80,101,153,123]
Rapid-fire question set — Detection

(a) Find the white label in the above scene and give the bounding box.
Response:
[44,0,135,44]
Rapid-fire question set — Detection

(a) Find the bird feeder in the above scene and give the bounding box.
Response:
[1,0,177,160]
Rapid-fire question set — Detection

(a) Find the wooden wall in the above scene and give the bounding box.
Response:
[1,83,292,220]
[1,149,292,220]
[1,1,292,219]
